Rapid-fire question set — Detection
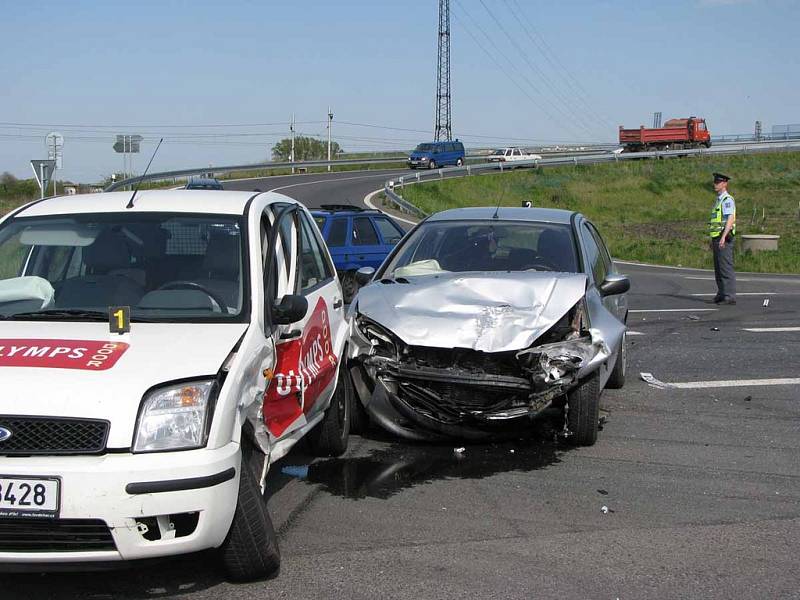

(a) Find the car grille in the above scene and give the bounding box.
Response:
[0,416,110,456]
[0,518,116,552]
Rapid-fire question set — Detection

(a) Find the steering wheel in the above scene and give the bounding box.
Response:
[524,258,558,272]
[155,281,228,313]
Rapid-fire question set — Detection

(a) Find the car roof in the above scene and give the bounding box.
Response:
[426,206,576,225]
[311,206,381,216]
[14,190,290,217]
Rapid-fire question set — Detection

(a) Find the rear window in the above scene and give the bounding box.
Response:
[373,217,404,244]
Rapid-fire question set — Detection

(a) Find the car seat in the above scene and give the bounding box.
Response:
[56,231,145,308]
[192,232,241,311]
[536,228,576,272]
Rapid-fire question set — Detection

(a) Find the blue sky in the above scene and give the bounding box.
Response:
[1,0,797,181]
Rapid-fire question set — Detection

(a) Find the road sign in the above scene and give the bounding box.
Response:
[114,134,142,153]
[30,159,56,199]
[46,132,64,169]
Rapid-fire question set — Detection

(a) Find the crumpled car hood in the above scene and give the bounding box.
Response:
[355,271,587,352]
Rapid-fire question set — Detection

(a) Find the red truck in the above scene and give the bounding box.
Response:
[619,117,711,152]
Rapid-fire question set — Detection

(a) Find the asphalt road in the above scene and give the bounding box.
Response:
[6,171,800,599]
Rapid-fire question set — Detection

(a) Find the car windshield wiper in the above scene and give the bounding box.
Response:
[8,309,160,322]
[8,309,112,321]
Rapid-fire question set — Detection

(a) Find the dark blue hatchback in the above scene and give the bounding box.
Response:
[312,205,406,301]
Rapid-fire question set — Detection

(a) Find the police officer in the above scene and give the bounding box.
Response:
[709,172,736,304]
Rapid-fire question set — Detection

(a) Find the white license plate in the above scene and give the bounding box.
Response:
[0,476,60,518]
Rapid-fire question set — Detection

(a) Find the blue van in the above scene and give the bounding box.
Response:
[408,140,465,169]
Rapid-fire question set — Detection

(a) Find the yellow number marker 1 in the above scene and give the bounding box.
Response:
[109,306,131,334]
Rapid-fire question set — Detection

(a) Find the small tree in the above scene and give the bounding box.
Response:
[272,136,342,161]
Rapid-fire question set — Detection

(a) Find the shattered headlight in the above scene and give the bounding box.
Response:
[516,299,595,383]
[355,315,399,357]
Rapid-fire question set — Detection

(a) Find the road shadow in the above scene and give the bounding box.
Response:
[278,423,571,500]
[1,550,224,599]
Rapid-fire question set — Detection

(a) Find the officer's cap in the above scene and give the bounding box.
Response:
[713,172,731,183]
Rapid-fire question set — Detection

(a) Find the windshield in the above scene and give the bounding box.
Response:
[0,212,247,322]
[382,220,578,277]
[414,144,435,153]
[490,149,506,155]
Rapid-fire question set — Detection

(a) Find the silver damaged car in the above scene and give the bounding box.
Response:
[347,207,629,445]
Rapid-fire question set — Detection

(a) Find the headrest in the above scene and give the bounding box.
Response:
[538,228,571,254]
[84,232,130,273]
[202,232,239,277]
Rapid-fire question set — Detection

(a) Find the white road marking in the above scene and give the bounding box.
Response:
[629,308,717,313]
[627,331,645,336]
[640,372,800,389]
[743,327,800,333]
[685,275,800,284]
[690,292,777,296]
[364,187,420,225]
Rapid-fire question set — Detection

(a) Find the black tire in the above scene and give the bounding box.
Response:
[348,372,371,435]
[456,157,463,167]
[428,160,436,170]
[340,271,359,304]
[219,458,281,582]
[566,371,600,446]
[606,332,626,389]
[306,365,351,456]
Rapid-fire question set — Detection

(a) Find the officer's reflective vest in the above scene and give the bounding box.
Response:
[709,193,736,238]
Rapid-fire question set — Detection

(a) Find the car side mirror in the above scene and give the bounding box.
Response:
[271,294,308,325]
[355,266,375,286]
[599,274,630,297]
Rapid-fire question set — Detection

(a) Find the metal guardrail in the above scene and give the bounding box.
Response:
[382,139,800,219]
[104,156,409,192]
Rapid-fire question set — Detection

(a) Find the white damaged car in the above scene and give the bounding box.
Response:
[348,207,629,445]
[0,189,350,580]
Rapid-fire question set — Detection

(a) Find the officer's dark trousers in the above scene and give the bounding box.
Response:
[711,236,736,299]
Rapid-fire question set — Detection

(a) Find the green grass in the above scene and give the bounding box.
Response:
[401,151,800,274]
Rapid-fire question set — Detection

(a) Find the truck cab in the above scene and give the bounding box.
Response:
[0,189,352,581]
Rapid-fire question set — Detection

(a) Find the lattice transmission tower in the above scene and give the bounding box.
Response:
[434,0,452,141]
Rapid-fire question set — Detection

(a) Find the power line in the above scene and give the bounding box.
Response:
[451,0,596,140]
[476,0,606,139]
[504,0,616,128]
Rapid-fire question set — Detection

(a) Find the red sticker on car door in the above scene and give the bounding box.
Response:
[263,297,338,438]
[0,339,129,371]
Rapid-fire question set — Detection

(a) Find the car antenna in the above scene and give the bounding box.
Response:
[492,195,502,220]
[126,138,163,209]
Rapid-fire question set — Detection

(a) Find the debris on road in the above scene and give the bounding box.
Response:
[640,372,668,389]
[454,447,466,454]
[687,315,701,321]
[763,298,770,307]
[744,395,752,402]
[710,327,720,331]
[601,505,609,514]
[597,489,609,495]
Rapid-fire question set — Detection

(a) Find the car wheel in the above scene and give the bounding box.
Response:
[566,371,600,446]
[348,373,371,435]
[456,158,463,167]
[340,271,359,304]
[428,160,436,170]
[219,452,281,582]
[306,365,351,456]
[605,332,626,389]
